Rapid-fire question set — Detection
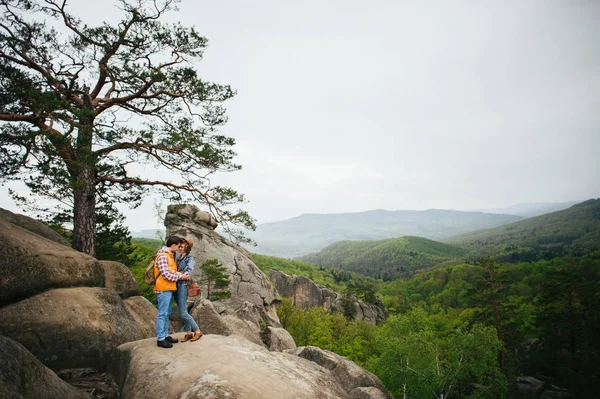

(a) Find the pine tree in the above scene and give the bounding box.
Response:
[199,258,231,301]
[0,0,254,255]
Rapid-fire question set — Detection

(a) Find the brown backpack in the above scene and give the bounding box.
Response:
[143,255,159,286]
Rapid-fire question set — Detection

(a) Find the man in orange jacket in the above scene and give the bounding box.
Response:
[154,235,191,348]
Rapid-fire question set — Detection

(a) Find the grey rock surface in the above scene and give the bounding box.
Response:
[270,269,387,324]
[0,335,86,399]
[0,287,144,371]
[112,333,392,399]
[100,260,140,298]
[288,346,393,399]
[0,214,105,307]
[165,204,281,324]
[123,295,161,339]
[190,298,231,336]
[0,208,70,246]
[264,326,296,352]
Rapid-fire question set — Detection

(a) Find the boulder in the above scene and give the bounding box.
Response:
[0,287,144,371]
[111,333,392,399]
[263,327,296,352]
[212,298,267,347]
[165,204,281,325]
[100,260,140,298]
[288,346,393,399]
[516,376,546,397]
[123,296,160,339]
[189,298,231,336]
[56,368,119,399]
[0,335,86,399]
[349,387,390,399]
[0,208,70,246]
[0,216,105,307]
[270,269,387,324]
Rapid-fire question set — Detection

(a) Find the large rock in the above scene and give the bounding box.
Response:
[123,296,160,339]
[100,260,140,298]
[112,333,392,399]
[0,208,70,246]
[190,298,231,336]
[0,287,144,371]
[0,216,105,307]
[288,346,393,399]
[270,269,387,324]
[0,335,85,399]
[165,204,281,325]
[263,327,296,352]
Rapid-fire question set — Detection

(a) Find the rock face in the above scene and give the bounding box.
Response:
[112,333,392,399]
[515,376,575,399]
[0,208,70,246]
[0,214,105,307]
[123,295,162,339]
[0,207,393,399]
[288,346,393,398]
[165,204,282,325]
[270,269,387,324]
[100,260,140,298]
[0,287,145,371]
[0,335,86,399]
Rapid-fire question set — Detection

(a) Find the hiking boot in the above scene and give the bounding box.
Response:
[157,340,173,349]
[190,330,203,342]
[182,332,194,343]
[165,336,179,343]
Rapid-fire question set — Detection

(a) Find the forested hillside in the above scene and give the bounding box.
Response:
[248,209,522,257]
[300,236,469,279]
[258,201,600,398]
[445,198,600,262]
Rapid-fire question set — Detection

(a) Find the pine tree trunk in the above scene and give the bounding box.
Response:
[72,167,96,256]
[71,103,96,256]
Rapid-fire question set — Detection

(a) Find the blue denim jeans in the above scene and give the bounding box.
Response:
[176,281,199,332]
[156,290,174,341]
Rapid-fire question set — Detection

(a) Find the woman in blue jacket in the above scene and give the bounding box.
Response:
[176,238,202,342]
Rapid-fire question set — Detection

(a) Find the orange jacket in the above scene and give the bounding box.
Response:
[153,251,178,292]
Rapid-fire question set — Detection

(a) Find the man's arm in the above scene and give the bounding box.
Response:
[156,254,184,282]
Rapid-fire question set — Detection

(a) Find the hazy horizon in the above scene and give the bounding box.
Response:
[1,0,599,232]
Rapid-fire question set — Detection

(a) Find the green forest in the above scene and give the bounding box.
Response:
[116,201,600,397]
[252,200,600,398]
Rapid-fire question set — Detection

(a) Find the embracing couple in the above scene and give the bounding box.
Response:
[153,235,203,349]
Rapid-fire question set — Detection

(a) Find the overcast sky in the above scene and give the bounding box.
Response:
[1,0,599,231]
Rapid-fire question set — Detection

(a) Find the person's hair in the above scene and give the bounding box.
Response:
[181,241,191,254]
[165,235,182,247]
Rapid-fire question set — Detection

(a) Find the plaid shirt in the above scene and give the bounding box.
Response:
[155,249,181,282]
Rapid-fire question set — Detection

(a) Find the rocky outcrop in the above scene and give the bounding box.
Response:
[288,346,393,399]
[0,208,70,246]
[0,207,393,399]
[269,269,387,324]
[263,327,296,352]
[112,333,391,399]
[123,295,162,339]
[0,335,86,399]
[0,215,105,307]
[516,376,575,399]
[0,287,145,371]
[100,260,140,298]
[165,204,282,325]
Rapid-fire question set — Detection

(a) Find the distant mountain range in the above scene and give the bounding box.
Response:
[301,236,470,280]
[131,201,583,258]
[299,199,598,278]
[246,209,523,258]
[471,200,580,218]
[445,198,600,261]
